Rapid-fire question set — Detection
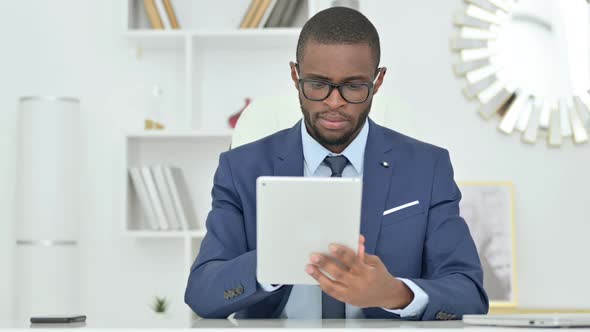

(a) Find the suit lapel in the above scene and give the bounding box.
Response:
[361,119,395,255]
[273,120,304,177]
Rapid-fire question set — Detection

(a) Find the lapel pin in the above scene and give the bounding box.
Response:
[381,161,389,168]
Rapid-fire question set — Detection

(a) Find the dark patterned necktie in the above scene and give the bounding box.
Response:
[323,155,349,177]
[320,155,348,318]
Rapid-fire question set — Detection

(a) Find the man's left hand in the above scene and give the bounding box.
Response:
[306,235,414,309]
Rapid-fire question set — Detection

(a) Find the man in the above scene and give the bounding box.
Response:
[185,7,488,320]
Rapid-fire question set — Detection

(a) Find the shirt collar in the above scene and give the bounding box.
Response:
[301,119,369,175]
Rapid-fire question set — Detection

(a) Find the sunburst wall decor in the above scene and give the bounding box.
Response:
[451,0,590,147]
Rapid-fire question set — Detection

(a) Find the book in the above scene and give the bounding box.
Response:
[250,0,273,28]
[278,0,302,27]
[164,166,198,230]
[129,167,159,230]
[154,0,172,29]
[258,0,278,28]
[141,166,169,230]
[288,0,308,27]
[264,0,289,28]
[152,165,182,230]
[162,0,180,29]
[240,0,262,29]
[143,0,164,29]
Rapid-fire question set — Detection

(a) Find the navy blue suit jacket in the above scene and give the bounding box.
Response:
[185,119,489,320]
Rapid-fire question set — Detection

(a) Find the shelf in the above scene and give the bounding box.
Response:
[124,230,207,238]
[124,30,186,49]
[125,135,230,237]
[126,28,301,37]
[126,130,233,139]
[193,28,300,49]
[125,28,301,50]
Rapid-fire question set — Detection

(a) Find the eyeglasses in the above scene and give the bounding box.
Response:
[295,64,381,104]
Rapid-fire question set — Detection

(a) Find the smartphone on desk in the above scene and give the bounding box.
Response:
[30,315,86,324]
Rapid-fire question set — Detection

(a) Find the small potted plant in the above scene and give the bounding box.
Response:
[150,296,170,319]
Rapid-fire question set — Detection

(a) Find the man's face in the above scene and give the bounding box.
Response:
[290,41,385,153]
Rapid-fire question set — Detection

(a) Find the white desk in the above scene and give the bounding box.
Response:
[194,319,466,329]
[1,319,590,331]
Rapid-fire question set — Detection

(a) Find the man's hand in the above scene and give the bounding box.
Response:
[305,235,414,309]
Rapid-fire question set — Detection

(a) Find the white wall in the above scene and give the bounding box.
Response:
[0,0,589,324]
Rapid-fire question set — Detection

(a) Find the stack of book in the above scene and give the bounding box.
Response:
[129,165,198,231]
[240,0,305,29]
[143,0,180,29]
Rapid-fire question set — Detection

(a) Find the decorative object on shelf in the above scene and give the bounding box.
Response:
[228,98,252,129]
[145,119,164,130]
[151,296,170,314]
[451,0,590,147]
[145,84,165,130]
[458,181,517,309]
[14,96,81,321]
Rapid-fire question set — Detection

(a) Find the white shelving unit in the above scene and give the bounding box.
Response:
[122,131,231,326]
[120,0,340,326]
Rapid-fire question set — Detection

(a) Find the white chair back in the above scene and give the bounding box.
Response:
[231,93,417,148]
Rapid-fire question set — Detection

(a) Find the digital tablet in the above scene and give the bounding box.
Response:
[256,176,362,285]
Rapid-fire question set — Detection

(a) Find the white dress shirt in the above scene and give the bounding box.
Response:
[259,120,429,319]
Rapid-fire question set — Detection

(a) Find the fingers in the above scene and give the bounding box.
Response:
[358,234,366,259]
[328,244,358,270]
[363,253,382,266]
[305,264,347,297]
[359,243,366,262]
[310,254,351,282]
[309,235,367,280]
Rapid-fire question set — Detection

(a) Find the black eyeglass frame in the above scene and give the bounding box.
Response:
[294,63,382,104]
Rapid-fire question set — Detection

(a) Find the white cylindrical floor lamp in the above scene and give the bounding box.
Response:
[14,96,81,321]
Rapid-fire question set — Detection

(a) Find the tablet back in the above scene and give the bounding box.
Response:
[256,176,362,285]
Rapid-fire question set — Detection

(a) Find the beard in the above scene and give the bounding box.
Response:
[300,96,372,148]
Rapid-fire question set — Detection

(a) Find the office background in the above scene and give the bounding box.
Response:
[0,0,589,327]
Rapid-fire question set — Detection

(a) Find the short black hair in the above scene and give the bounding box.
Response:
[296,7,381,68]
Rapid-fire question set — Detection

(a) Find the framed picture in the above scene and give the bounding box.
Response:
[458,181,517,308]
